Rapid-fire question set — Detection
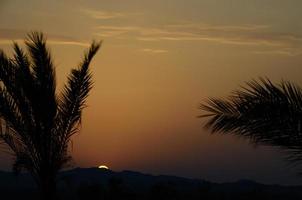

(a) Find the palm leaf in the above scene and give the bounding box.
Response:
[54,40,101,168]
[200,78,302,164]
[25,32,57,130]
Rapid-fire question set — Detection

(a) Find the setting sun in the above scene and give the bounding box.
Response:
[98,165,109,170]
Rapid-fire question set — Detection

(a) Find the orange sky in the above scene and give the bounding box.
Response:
[1,0,302,185]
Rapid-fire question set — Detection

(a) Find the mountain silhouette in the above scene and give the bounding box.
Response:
[0,168,302,199]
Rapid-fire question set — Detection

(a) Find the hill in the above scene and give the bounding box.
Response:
[0,168,301,199]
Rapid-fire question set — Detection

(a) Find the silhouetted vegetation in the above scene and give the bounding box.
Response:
[200,78,302,164]
[0,32,101,199]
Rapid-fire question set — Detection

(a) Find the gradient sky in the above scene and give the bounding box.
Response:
[1,0,302,185]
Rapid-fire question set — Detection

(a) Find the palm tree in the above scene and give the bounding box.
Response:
[200,78,302,164]
[0,32,101,200]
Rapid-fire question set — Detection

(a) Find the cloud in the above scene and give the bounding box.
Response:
[137,23,301,47]
[94,23,302,55]
[46,40,89,47]
[0,29,89,47]
[81,9,126,19]
[94,26,139,37]
[253,49,302,56]
[81,9,141,20]
[141,48,168,54]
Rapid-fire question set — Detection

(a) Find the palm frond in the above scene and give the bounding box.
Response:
[54,40,101,167]
[200,78,302,164]
[25,32,57,129]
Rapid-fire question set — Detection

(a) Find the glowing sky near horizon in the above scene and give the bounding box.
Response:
[1,0,302,185]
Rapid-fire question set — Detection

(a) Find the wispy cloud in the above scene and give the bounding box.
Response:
[81,9,126,20]
[94,23,302,55]
[253,49,302,56]
[46,40,89,47]
[94,26,139,37]
[81,9,141,20]
[0,29,89,47]
[141,48,168,54]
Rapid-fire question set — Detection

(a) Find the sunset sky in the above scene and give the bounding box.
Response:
[1,0,302,185]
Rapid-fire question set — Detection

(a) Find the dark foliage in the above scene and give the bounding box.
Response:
[200,78,302,164]
[0,32,101,199]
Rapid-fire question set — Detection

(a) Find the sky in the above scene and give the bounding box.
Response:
[1,0,302,185]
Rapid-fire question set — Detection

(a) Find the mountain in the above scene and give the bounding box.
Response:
[0,168,302,199]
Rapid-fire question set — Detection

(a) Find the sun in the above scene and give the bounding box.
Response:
[98,165,109,170]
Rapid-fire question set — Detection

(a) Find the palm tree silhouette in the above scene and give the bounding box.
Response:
[200,78,302,164]
[0,32,101,200]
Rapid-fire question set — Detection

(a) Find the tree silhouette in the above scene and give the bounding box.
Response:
[0,32,101,200]
[200,78,302,164]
